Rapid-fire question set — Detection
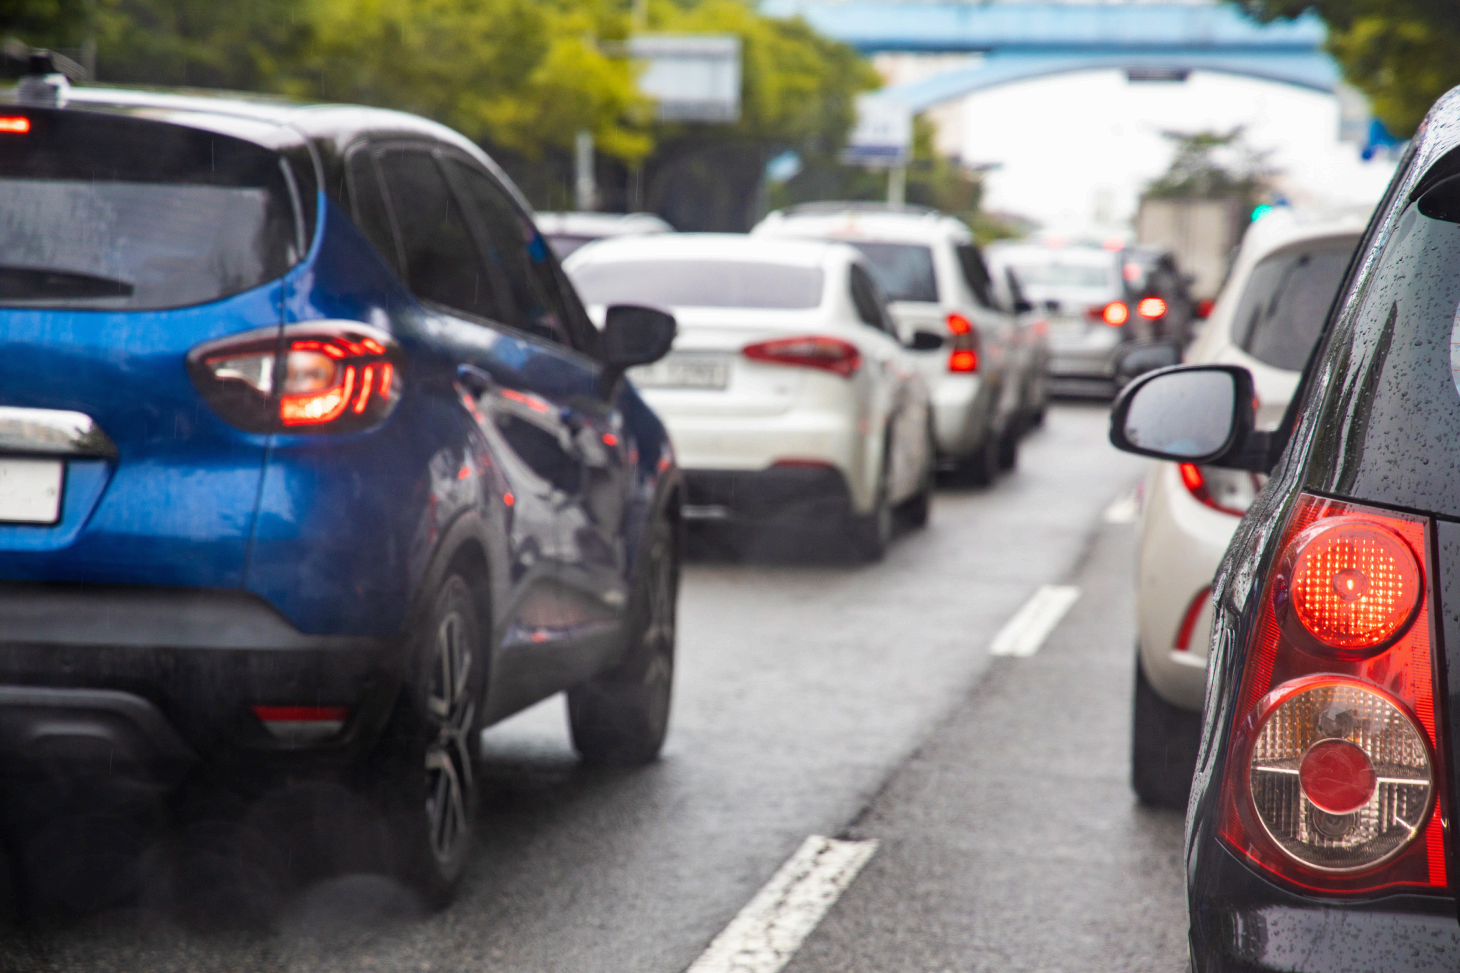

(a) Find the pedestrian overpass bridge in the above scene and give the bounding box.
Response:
[759,1,1336,111]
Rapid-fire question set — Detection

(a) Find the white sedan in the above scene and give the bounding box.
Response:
[565,234,936,561]
[1131,209,1366,807]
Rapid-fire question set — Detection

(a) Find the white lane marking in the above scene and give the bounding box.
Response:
[990,585,1082,657]
[685,835,878,973]
[1103,489,1140,524]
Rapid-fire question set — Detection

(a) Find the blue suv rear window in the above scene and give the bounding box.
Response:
[0,109,303,310]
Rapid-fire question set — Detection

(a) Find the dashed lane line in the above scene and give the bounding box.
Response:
[1103,489,1140,524]
[989,585,1082,657]
[684,835,878,973]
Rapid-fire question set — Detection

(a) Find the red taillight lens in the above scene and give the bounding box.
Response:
[743,336,861,378]
[1089,301,1128,326]
[1137,296,1168,319]
[1218,493,1446,894]
[187,321,402,434]
[946,312,979,372]
[0,116,32,134]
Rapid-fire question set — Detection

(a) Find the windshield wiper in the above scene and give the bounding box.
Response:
[0,265,134,301]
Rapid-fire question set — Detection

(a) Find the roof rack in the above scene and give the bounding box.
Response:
[776,201,941,217]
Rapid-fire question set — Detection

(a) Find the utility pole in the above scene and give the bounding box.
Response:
[575,130,598,212]
[887,164,906,208]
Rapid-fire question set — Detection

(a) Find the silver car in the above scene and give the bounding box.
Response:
[753,203,1047,483]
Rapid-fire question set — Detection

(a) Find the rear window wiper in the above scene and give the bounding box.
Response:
[0,265,135,301]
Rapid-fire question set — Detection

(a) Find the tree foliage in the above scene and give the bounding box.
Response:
[1235,0,1460,137]
[1145,128,1272,205]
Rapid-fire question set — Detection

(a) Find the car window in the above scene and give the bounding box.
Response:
[345,148,403,277]
[444,157,572,347]
[571,260,825,310]
[0,111,301,310]
[374,147,500,321]
[846,242,939,303]
[955,244,996,308]
[1229,237,1357,371]
[848,264,890,331]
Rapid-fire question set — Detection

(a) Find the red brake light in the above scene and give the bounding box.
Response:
[1178,462,1261,516]
[1218,493,1446,894]
[0,117,31,134]
[1195,298,1216,319]
[946,312,979,372]
[743,336,861,378]
[187,321,402,434]
[1090,301,1129,326]
[1137,296,1167,319]
[1174,586,1211,652]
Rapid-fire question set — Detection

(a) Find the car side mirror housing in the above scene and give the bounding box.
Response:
[600,304,676,396]
[1012,298,1034,314]
[1109,364,1274,471]
[907,330,945,351]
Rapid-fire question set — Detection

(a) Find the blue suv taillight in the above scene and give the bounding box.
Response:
[187,321,402,434]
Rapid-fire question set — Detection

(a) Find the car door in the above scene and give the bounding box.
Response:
[361,143,616,713]
[439,154,633,660]
[849,263,927,504]
[958,243,1024,425]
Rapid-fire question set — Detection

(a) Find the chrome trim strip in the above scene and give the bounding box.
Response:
[0,407,117,457]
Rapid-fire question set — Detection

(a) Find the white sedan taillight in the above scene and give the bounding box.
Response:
[1219,494,1447,892]
[742,336,861,378]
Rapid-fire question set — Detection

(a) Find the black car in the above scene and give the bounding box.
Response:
[1109,88,1460,969]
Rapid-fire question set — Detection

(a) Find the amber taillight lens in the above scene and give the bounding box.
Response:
[1218,493,1447,894]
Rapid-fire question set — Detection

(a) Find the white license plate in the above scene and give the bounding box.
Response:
[0,458,63,524]
[630,355,730,390]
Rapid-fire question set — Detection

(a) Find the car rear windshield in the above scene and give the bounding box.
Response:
[1005,260,1115,289]
[844,242,938,303]
[1229,237,1357,371]
[0,109,304,311]
[570,260,824,309]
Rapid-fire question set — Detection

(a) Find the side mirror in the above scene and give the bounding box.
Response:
[1012,298,1034,315]
[1109,364,1269,470]
[1114,341,1181,387]
[1194,298,1215,319]
[907,330,945,351]
[600,304,676,397]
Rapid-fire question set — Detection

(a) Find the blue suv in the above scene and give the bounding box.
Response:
[0,84,681,905]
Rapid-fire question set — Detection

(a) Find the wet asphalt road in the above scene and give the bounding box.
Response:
[0,402,1187,972]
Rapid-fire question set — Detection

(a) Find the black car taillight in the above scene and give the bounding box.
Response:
[1218,493,1447,894]
[187,321,402,434]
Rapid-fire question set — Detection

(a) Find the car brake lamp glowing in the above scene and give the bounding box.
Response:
[1217,494,1445,894]
[0,117,32,134]
[1137,297,1168,319]
[187,321,402,434]
[1096,301,1129,326]
[946,312,979,373]
[743,335,861,378]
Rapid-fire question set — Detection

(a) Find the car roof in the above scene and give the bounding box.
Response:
[986,243,1119,268]
[535,212,674,237]
[562,232,851,270]
[755,204,973,244]
[1235,207,1370,263]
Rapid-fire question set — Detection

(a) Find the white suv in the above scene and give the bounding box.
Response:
[1130,209,1366,807]
[752,203,1047,483]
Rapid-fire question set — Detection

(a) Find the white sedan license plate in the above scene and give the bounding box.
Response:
[0,458,63,524]
[630,355,729,390]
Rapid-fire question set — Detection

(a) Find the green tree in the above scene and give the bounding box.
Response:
[1145,128,1272,205]
[1235,0,1460,137]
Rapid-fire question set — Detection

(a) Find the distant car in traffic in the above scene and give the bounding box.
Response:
[1109,87,1460,970]
[565,233,936,561]
[1129,211,1363,808]
[0,82,682,906]
[751,203,1047,483]
[1119,245,1200,346]
[987,242,1168,396]
[535,210,673,259]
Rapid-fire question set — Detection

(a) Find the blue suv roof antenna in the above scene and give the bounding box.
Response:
[17,50,70,108]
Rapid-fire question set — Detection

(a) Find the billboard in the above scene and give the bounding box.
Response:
[630,35,742,124]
